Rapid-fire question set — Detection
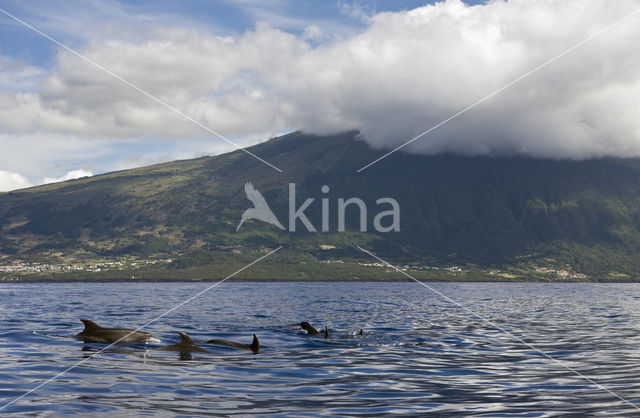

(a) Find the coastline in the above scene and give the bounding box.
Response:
[2,277,639,283]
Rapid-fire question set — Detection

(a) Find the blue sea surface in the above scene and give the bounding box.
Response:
[1,282,640,416]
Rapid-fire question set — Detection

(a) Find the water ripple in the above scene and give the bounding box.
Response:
[1,282,640,415]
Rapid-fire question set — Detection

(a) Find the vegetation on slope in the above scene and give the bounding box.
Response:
[2,131,640,281]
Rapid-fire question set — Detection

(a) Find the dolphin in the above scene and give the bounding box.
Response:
[290,322,330,338]
[292,321,320,335]
[206,334,260,353]
[288,322,330,338]
[158,331,210,353]
[76,319,158,344]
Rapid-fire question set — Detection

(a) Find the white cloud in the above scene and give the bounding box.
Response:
[0,133,112,178]
[2,0,640,160]
[290,0,640,159]
[0,55,45,92]
[337,0,375,23]
[0,170,32,192]
[42,169,93,185]
[302,25,324,41]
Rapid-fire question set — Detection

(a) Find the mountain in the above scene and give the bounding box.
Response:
[2,131,640,281]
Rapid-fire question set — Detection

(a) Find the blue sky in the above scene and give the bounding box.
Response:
[0,0,639,191]
[2,0,486,65]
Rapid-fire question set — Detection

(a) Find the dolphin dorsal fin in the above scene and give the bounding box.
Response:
[251,334,260,352]
[178,331,194,344]
[300,322,318,334]
[80,319,102,330]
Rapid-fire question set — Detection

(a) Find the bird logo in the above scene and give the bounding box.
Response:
[236,182,285,231]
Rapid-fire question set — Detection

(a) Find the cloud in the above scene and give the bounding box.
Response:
[0,170,32,192]
[301,25,324,41]
[0,55,45,92]
[2,0,640,160]
[0,133,111,179]
[337,0,376,23]
[0,132,266,188]
[42,169,93,185]
[290,0,640,159]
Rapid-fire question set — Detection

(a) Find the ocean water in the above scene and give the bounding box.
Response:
[1,281,640,416]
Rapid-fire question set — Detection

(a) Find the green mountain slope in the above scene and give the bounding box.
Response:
[2,131,640,281]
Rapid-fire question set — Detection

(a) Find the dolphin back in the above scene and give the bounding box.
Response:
[76,318,157,344]
[178,331,196,344]
[158,331,210,353]
[80,319,102,331]
[299,322,320,335]
[206,334,260,353]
